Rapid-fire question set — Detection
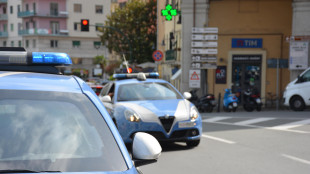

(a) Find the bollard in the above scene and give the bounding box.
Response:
[217,93,221,112]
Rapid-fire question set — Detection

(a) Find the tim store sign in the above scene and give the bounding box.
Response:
[232,38,262,48]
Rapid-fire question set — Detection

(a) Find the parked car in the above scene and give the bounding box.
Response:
[99,72,202,147]
[283,67,310,111]
[0,48,161,174]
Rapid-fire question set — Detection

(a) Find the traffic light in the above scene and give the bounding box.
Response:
[81,19,89,31]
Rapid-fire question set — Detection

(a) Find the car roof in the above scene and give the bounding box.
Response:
[0,71,82,93]
[114,78,169,85]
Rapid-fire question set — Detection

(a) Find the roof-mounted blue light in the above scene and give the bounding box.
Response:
[32,52,72,65]
[0,51,72,66]
[113,72,159,80]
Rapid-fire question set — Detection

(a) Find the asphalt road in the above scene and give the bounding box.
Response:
[139,110,310,174]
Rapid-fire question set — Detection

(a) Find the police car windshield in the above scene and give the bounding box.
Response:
[117,82,182,101]
[0,90,127,172]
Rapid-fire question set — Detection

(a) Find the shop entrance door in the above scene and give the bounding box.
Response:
[232,55,262,104]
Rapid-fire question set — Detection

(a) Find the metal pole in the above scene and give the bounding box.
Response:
[217,93,221,112]
[276,58,279,111]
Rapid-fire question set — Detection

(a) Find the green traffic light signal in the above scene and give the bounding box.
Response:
[161,4,178,21]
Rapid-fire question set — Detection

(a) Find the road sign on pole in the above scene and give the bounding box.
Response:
[189,70,201,88]
[153,50,164,61]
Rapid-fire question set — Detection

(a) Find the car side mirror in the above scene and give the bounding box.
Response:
[132,132,162,167]
[183,92,192,99]
[100,95,112,103]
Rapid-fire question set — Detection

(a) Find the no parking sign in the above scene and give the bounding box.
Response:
[152,50,163,61]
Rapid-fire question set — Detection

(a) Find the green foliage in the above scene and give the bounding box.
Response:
[100,0,157,64]
[94,55,107,67]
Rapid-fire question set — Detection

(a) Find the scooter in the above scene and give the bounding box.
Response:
[242,88,262,112]
[189,90,217,113]
[223,88,238,112]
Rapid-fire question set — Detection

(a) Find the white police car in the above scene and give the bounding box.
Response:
[99,72,202,147]
[0,48,161,174]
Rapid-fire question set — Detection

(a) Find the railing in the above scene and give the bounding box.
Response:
[18,11,68,18]
[0,14,7,20]
[0,31,8,37]
[0,0,7,4]
[19,29,68,36]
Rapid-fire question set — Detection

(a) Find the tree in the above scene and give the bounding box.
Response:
[99,0,157,64]
[94,55,107,77]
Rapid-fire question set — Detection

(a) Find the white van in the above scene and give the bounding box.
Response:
[283,67,310,111]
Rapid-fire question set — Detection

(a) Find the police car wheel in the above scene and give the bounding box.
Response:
[290,96,305,111]
[186,140,200,147]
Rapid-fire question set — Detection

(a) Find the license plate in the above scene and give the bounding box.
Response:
[179,122,196,128]
[233,102,237,107]
[256,98,261,103]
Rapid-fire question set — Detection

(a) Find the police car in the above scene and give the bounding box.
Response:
[99,72,202,147]
[0,48,161,173]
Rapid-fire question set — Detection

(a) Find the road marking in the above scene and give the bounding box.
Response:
[202,117,230,122]
[271,119,310,130]
[202,134,236,144]
[204,120,310,134]
[0,72,27,78]
[234,117,276,125]
[282,154,310,165]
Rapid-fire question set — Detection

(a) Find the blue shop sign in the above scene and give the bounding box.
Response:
[232,38,263,48]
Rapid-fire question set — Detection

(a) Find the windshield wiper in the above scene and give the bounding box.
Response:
[0,170,61,173]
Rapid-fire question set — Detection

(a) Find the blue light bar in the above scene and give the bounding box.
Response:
[0,51,72,65]
[113,72,159,80]
[32,52,72,65]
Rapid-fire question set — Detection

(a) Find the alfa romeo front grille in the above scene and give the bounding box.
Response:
[159,116,175,132]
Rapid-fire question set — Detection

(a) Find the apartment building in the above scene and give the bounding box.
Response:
[0,0,111,79]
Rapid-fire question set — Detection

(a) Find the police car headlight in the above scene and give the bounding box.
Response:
[190,106,199,120]
[124,109,140,122]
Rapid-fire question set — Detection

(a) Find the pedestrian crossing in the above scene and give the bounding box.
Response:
[202,116,310,134]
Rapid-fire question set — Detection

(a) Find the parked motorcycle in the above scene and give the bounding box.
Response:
[242,88,262,112]
[189,89,217,113]
[223,88,238,112]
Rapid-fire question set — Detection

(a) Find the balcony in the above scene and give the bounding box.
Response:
[19,28,68,36]
[0,31,8,37]
[0,14,7,21]
[18,11,68,18]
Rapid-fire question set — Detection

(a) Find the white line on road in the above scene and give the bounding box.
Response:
[282,154,310,165]
[204,121,310,134]
[202,117,230,122]
[234,117,276,125]
[271,119,310,130]
[202,134,236,144]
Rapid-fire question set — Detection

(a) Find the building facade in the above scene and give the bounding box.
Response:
[0,0,111,80]
[179,0,310,106]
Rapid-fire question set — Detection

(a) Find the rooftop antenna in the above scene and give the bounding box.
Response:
[123,54,130,73]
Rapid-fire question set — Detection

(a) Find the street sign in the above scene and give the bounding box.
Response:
[189,70,201,88]
[289,41,309,70]
[191,41,218,48]
[192,34,218,41]
[192,27,218,34]
[191,49,218,55]
[152,50,164,61]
